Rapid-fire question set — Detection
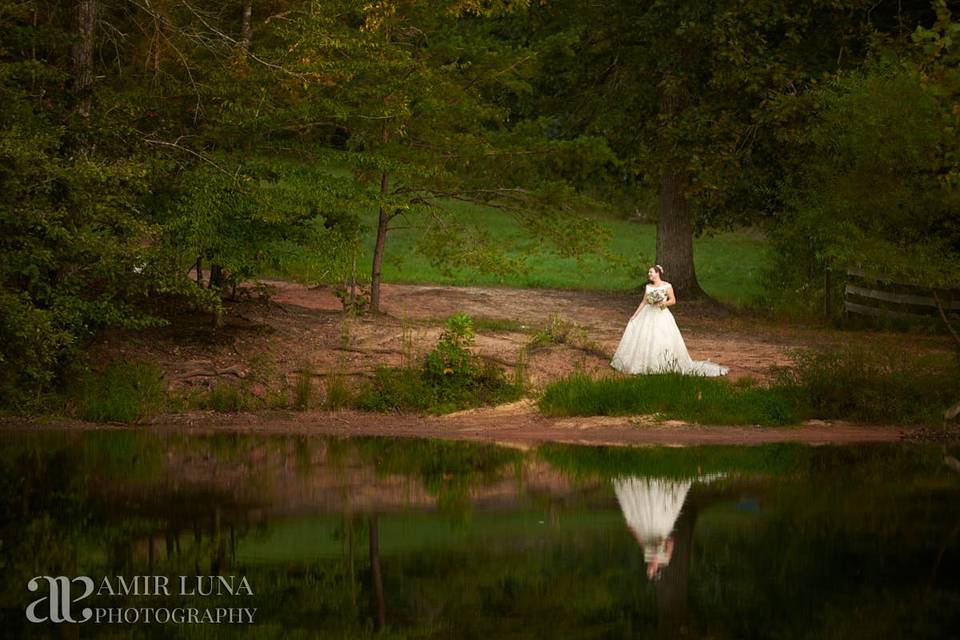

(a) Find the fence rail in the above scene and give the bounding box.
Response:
[844,270,960,321]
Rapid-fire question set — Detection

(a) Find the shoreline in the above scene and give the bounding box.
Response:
[2,404,949,447]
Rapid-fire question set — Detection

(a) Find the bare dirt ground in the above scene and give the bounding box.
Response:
[30,280,956,446]
[6,405,914,447]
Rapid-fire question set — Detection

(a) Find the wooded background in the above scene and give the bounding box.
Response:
[1,0,958,404]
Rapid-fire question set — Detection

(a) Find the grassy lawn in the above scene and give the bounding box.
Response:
[366,202,768,306]
[255,163,769,306]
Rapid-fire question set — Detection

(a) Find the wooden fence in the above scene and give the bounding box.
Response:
[844,269,960,321]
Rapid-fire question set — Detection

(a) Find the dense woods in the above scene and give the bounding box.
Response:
[1,0,958,406]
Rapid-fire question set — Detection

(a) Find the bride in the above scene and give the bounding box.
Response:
[610,265,728,376]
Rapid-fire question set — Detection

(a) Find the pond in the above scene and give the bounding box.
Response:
[1,431,958,639]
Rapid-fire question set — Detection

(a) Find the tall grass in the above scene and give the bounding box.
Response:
[203,381,253,412]
[539,371,798,426]
[73,362,165,423]
[539,348,960,426]
[775,347,959,425]
[293,363,315,410]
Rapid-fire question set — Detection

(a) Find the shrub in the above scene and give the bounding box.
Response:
[775,347,959,425]
[357,313,522,414]
[355,366,433,413]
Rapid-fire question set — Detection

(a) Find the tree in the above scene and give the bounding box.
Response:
[506,0,913,299]
[764,3,960,313]
[241,0,614,312]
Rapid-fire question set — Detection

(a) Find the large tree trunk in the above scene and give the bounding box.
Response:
[369,170,390,313]
[656,173,702,298]
[72,0,96,116]
[656,85,704,299]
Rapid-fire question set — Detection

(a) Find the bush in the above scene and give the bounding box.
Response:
[72,362,166,423]
[356,313,521,414]
[775,347,959,425]
[355,367,434,413]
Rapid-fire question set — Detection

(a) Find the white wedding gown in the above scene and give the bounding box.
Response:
[610,283,728,376]
[612,474,725,565]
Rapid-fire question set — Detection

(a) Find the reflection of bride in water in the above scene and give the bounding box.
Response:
[613,475,722,580]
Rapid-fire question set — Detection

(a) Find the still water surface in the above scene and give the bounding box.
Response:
[1,431,958,639]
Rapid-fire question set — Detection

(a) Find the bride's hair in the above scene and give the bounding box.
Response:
[652,264,664,276]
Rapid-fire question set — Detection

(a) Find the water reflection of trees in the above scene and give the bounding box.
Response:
[0,434,957,638]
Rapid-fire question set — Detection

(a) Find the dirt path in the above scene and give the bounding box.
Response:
[255,280,948,386]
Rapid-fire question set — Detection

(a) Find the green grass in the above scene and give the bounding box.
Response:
[539,347,960,427]
[72,362,165,423]
[274,198,768,306]
[775,347,960,425]
[292,364,315,410]
[203,381,254,412]
[538,371,799,426]
[353,362,523,415]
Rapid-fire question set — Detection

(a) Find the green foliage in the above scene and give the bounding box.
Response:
[424,313,477,381]
[72,362,166,423]
[541,346,960,426]
[356,313,521,414]
[774,347,960,425]
[165,160,370,291]
[355,367,435,413]
[201,381,254,413]
[278,202,768,302]
[0,4,214,405]
[539,370,799,426]
[4,0,959,411]
[764,10,960,311]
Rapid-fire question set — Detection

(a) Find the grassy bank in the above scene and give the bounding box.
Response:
[539,348,960,427]
[539,371,798,426]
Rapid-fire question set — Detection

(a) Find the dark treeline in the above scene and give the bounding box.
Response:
[1,0,958,406]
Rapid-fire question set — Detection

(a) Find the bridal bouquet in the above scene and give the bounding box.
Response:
[646,289,667,306]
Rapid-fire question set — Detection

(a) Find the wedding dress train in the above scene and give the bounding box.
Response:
[610,283,728,376]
